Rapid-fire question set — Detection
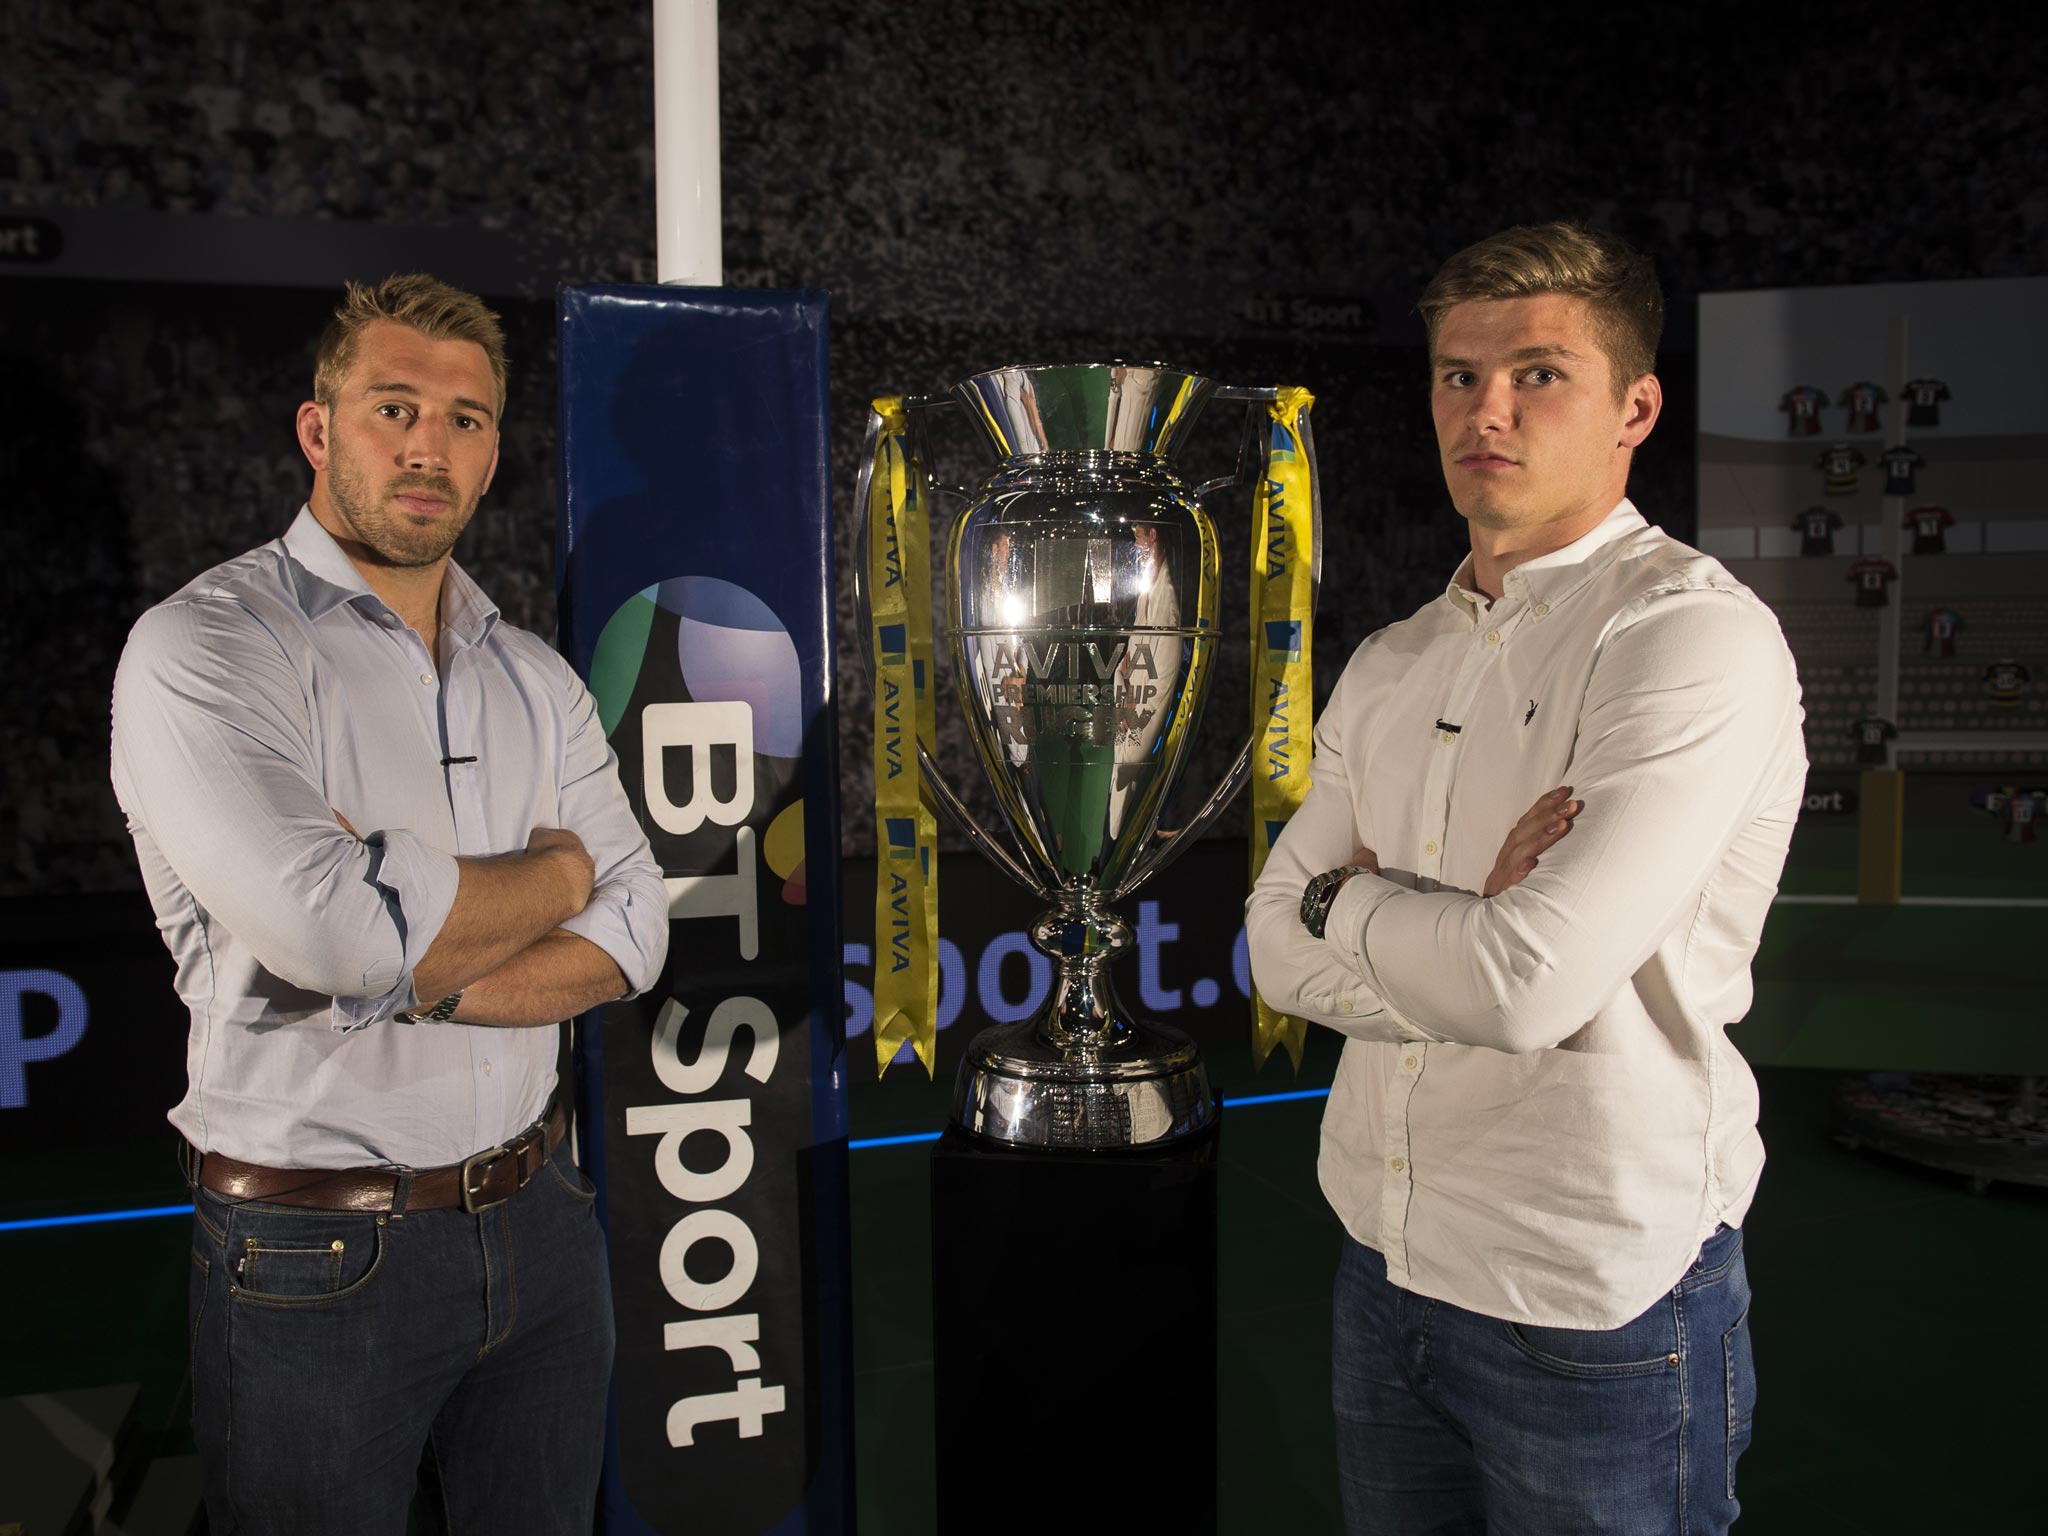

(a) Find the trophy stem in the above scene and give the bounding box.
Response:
[1029,896,1136,1056]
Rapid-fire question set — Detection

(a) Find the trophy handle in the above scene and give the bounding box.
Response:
[1190,383,1281,501]
[1112,386,1323,902]
[852,398,1057,895]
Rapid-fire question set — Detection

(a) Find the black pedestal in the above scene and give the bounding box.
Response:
[930,1116,1220,1535]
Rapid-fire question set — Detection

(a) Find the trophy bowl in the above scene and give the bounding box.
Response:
[859,362,1308,1149]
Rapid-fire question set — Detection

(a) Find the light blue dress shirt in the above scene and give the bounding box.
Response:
[111,507,668,1169]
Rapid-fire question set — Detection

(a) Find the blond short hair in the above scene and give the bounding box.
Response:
[312,273,508,415]
[1420,223,1662,400]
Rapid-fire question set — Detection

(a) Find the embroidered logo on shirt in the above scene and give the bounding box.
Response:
[1524,699,1538,727]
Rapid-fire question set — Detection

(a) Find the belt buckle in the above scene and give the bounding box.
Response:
[461,1144,513,1213]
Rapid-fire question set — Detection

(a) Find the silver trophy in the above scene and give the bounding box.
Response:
[856,363,1318,1149]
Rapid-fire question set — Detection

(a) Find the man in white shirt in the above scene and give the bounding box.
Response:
[1247,224,1806,1534]
[112,276,667,1533]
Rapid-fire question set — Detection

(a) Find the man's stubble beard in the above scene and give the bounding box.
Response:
[1447,475,1527,532]
[326,424,479,569]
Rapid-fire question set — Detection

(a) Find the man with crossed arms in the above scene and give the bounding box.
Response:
[112,275,666,1533]
[1248,223,1806,1534]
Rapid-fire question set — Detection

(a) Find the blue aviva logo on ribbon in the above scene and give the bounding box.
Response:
[879,623,906,668]
[1264,820,1289,850]
[1265,620,1302,665]
[912,657,927,702]
[884,817,918,860]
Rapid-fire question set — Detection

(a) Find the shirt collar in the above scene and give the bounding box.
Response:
[1443,499,1646,616]
[438,559,500,649]
[280,505,499,646]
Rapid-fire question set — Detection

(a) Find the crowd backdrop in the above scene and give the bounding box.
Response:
[3,0,2044,896]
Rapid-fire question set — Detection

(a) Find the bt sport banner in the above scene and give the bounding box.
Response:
[556,285,853,1536]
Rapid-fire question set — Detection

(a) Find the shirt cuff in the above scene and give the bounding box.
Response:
[1324,874,1447,1045]
[1326,871,1404,996]
[330,829,460,1034]
[558,880,666,999]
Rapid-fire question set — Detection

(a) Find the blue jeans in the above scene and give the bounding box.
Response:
[187,1148,614,1535]
[1332,1225,1756,1535]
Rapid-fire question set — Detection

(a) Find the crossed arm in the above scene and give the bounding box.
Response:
[1247,589,1802,1054]
[1245,760,1578,1043]
[334,812,626,1028]
[110,597,666,1035]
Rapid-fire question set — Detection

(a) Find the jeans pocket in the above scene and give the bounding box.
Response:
[1723,1297,1756,1500]
[1503,1301,1681,1379]
[545,1153,598,1204]
[225,1209,386,1308]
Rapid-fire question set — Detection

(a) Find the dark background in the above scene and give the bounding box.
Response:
[5,1,2044,894]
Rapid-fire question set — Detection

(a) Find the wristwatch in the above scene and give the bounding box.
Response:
[398,991,463,1023]
[1300,865,1372,940]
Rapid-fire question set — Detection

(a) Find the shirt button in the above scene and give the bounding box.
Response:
[1534,602,1550,617]
[419,672,433,686]
[1389,1157,1405,1172]
[1485,629,1500,644]
[483,1060,493,1075]
[1424,840,1438,855]
[1439,730,1457,745]
[1403,1055,1419,1070]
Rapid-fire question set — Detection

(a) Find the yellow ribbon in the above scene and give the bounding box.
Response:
[1250,388,1317,1071]
[865,398,940,1076]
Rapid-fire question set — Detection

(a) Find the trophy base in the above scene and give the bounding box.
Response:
[950,1016,1216,1149]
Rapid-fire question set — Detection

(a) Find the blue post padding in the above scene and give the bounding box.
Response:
[557,285,851,1536]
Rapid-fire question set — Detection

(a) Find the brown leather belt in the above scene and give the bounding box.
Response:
[193,1103,567,1214]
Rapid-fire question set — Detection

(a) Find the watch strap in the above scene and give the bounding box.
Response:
[399,991,463,1023]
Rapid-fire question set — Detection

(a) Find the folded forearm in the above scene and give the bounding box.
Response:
[450,930,627,1028]
[1247,894,1376,1019]
[410,853,583,1002]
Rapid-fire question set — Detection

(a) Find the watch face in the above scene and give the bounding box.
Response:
[1304,864,1373,938]
[1301,867,1351,939]
[1299,875,1322,934]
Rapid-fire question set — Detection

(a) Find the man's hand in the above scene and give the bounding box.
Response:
[1485,786,1581,897]
[526,827,596,917]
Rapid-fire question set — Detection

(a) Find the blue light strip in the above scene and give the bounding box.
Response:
[0,1203,190,1234]
[4,1090,1335,1230]
[1227,1087,1333,1107]
[847,1131,945,1150]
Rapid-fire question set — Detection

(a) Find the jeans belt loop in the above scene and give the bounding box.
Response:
[390,1167,413,1218]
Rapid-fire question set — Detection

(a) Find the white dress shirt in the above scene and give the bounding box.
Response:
[1247,501,1807,1328]
[111,508,668,1170]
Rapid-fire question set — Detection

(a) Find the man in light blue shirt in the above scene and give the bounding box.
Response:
[110,274,667,1534]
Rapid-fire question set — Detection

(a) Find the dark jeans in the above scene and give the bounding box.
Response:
[187,1148,614,1535]
[1333,1225,1756,1535]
